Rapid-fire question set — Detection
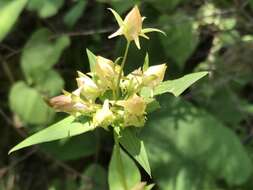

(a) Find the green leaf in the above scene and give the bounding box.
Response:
[35,70,64,97]
[143,53,149,71]
[41,131,97,161]
[154,71,208,97]
[142,96,252,189]
[21,28,70,83]
[9,116,94,154]
[159,14,198,68]
[86,48,97,73]
[63,0,87,28]
[109,145,141,190]
[9,81,54,125]
[0,0,27,42]
[27,0,64,18]
[118,128,151,176]
[82,164,107,190]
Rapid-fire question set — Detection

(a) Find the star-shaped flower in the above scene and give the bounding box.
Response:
[108,5,166,49]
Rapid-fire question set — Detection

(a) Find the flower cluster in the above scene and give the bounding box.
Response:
[49,5,167,129]
[50,55,167,129]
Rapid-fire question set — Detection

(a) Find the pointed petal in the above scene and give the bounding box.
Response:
[139,33,150,39]
[108,8,124,27]
[108,28,123,39]
[134,37,141,49]
[142,28,166,36]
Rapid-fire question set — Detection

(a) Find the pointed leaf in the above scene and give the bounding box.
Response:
[119,128,151,176]
[9,116,94,154]
[0,0,27,42]
[143,53,149,71]
[86,48,97,73]
[109,145,141,190]
[63,0,87,28]
[154,71,208,97]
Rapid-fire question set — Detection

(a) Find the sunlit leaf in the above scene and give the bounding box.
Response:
[21,28,70,83]
[159,14,198,68]
[86,48,97,73]
[143,53,149,71]
[154,71,208,97]
[9,81,54,125]
[118,128,151,176]
[35,70,64,97]
[0,0,27,42]
[109,145,141,190]
[142,96,252,189]
[9,116,94,154]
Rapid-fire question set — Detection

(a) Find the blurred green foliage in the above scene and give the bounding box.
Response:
[1,0,253,190]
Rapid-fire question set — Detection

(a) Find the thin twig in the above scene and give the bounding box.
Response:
[0,55,15,84]
[49,27,114,39]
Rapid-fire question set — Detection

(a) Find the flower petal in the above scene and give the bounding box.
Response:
[141,28,166,36]
[108,28,123,39]
[134,37,141,49]
[108,8,124,28]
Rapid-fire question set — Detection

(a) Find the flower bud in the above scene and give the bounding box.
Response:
[121,68,143,95]
[143,64,167,87]
[109,6,142,48]
[123,6,142,41]
[49,94,94,115]
[109,6,165,49]
[76,72,100,101]
[93,100,114,128]
[49,95,73,112]
[117,94,146,116]
[95,56,117,89]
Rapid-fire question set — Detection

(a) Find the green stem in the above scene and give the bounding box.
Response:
[116,41,130,98]
[114,131,128,190]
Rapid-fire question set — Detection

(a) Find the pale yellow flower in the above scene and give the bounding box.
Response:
[121,68,143,95]
[108,5,166,49]
[116,94,146,116]
[76,71,100,101]
[95,56,118,89]
[143,64,167,87]
[93,100,114,128]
